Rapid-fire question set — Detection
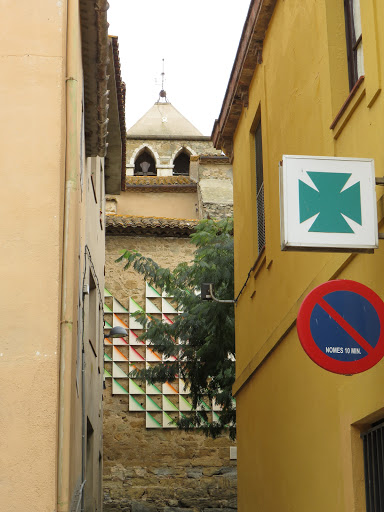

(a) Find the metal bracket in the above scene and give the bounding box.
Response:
[376,178,384,237]
[200,283,235,304]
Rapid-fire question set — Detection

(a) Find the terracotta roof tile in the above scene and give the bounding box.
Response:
[125,175,197,192]
[106,214,198,237]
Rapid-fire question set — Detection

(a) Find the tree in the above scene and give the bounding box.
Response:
[116,217,235,439]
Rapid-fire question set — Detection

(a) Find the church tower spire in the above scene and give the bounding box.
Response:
[157,58,169,103]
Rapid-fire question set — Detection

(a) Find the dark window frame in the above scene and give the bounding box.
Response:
[361,420,384,511]
[344,0,362,91]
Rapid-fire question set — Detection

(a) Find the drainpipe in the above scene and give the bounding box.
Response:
[57,0,80,509]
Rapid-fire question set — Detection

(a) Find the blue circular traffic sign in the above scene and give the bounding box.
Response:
[297,280,384,374]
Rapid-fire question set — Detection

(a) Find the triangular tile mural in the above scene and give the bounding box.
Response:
[146,395,162,412]
[129,379,146,395]
[112,379,128,395]
[129,314,143,330]
[162,313,173,325]
[163,382,178,394]
[112,347,128,362]
[146,348,162,362]
[129,395,145,411]
[146,382,162,395]
[129,330,145,345]
[112,362,128,378]
[113,337,128,346]
[146,412,162,428]
[113,297,128,313]
[129,346,145,362]
[103,286,234,428]
[104,303,113,313]
[163,395,179,412]
[197,399,211,412]
[113,313,128,329]
[179,395,193,411]
[146,298,162,314]
[162,412,177,428]
[146,282,161,298]
[129,297,144,313]
[162,298,178,314]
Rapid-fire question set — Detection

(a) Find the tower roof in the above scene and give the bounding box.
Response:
[127,102,203,138]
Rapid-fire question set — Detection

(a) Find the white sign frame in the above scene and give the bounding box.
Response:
[280,155,378,252]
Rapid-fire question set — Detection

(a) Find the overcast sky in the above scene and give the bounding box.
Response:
[107,0,251,135]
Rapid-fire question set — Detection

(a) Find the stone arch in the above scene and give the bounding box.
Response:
[171,146,196,176]
[129,144,160,176]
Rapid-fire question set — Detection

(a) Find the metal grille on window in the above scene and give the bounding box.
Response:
[256,183,265,253]
[255,120,265,254]
[361,420,384,512]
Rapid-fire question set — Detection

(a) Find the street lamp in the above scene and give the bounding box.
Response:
[104,326,128,338]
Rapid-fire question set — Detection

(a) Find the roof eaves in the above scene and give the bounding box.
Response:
[106,214,199,238]
[80,0,110,157]
[126,135,211,142]
[110,36,127,191]
[212,0,277,159]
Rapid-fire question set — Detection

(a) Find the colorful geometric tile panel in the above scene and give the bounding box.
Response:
[103,283,222,428]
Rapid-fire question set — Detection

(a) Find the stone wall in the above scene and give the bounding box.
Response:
[126,139,221,177]
[198,162,233,220]
[104,236,237,512]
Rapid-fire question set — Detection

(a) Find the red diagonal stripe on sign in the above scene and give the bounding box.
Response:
[318,297,373,354]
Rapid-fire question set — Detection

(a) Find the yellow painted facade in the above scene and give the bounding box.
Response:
[214,0,384,510]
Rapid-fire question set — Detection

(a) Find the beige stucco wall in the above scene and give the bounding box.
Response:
[108,190,199,219]
[0,2,108,511]
[0,2,66,511]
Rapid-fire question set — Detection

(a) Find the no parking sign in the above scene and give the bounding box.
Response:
[297,280,384,374]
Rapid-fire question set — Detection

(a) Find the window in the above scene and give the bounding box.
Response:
[134,150,157,176]
[344,0,364,90]
[361,420,384,511]
[173,151,190,176]
[255,120,265,254]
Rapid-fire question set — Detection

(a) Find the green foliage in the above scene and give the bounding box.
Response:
[116,217,236,439]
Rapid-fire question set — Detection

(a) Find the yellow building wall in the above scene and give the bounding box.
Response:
[232,0,384,510]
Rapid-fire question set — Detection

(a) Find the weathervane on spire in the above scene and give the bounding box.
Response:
[158,59,169,103]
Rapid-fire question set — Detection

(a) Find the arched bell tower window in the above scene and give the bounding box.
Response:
[134,150,157,176]
[173,151,190,176]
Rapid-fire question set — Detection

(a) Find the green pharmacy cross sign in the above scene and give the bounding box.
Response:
[280,155,378,251]
[299,171,362,233]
